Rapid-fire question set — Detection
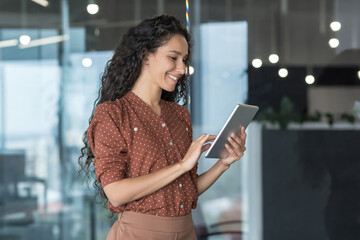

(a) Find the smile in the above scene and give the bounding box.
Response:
[167,73,178,81]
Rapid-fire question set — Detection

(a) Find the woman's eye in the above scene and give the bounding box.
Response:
[169,56,177,61]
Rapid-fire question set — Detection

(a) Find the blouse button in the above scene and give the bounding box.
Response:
[186,127,188,131]
[169,141,173,146]
[134,127,138,132]
[180,204,184,209]
[162,123,166,127]
[179,183,182,188]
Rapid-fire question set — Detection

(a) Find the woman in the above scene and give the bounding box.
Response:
[79,15,247,240]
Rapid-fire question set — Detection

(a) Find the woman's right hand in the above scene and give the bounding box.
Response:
[104,134,215,207]
[179,134,216,172]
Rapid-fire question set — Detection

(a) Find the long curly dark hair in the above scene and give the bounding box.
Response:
[78,15,192,210]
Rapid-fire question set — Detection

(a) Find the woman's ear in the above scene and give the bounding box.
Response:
[142,51,150,65]
[144,57,149,65]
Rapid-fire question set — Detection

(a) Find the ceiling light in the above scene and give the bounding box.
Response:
[0,39,19,48]
[19,35,31,45]
[189,66,195,75]
[87,4,99,15]
[269,54,279,64]
[278,68,288,78]
[357,70,360,80]
[329,38,339,48]
[330,21,341,32]
[305,75,315,84]
[252,59,262,68]
[19,35,69,49]
[31,0,49,7]
[82,58,93,67]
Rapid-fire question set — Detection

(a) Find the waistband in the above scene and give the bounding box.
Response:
[117,211,194,233]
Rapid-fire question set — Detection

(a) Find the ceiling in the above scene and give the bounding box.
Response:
[1,0,359,66]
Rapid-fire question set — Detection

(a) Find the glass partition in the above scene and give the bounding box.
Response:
[1,0,360,240]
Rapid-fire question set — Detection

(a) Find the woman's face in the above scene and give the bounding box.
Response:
[144,34,188,92]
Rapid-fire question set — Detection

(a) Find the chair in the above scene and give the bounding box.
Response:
[193,203,243,240]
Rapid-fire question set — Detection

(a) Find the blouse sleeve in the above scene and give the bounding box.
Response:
[87,102,128,188]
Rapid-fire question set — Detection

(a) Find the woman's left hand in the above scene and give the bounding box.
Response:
[220,126,247,167]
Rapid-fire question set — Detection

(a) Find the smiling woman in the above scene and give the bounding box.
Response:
[132,34,189,101]
[78,14,247,240]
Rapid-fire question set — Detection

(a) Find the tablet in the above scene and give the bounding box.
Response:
[204,104,259,159]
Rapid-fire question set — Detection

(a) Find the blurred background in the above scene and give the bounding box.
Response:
[0,0,359,239]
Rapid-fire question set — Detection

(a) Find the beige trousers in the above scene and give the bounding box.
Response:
[106,211,198,240]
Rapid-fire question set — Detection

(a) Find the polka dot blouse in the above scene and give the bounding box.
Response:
[87,91,198,217]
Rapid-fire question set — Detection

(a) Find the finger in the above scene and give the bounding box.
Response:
[230,133,242,146]
[229,133,245,150]
[228,135,242,152]
[242,146,247,153]
[241,127,247,144]
[195,133,209,142]
[227,138,244,158]
[201,143,211,153]
[235,126,244,143]
[199,134,210,145]
[225,143,236,157]
[203,135,216,144]
[207,135,217,141]
[191,134,211,153]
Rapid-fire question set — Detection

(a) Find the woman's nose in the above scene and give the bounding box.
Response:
[176,61,186,75]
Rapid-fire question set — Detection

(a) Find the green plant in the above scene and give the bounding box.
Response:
[340,113,355,123]
[256,96,356,130]
[256,96,300,130]
[300,110,322,122]
[325,112,334,125]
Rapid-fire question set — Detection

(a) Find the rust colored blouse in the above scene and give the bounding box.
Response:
[87,91,198,217]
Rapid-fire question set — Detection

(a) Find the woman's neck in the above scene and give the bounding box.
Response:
[131,82,162,108]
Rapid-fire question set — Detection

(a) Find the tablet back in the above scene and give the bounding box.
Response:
[205,104,259,158]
